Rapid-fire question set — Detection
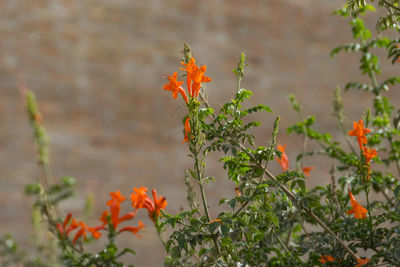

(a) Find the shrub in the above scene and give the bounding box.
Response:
[2,1,400,266]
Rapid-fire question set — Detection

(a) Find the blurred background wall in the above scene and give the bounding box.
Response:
[0,0,399,266]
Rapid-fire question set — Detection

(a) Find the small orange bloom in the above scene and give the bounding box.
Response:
[72,221,88,244]
[302,166,314,177]
[99,211,109,225]
[209,219,221,224]
[191,65,211,98]
[181,57,211,98]
[319,255,335,263]
[100,191,138,236]
[130,187,149,209]
[57,214,104,244]
[163,72,188,103]
[346,190,368,219]
[363,147,377,163]
[183,116,191,143]
[56,213,79,237]
[348,119,371,150]
[276,144,289,171]
[87,225,104,239]
[130,188,167,222]
[355,257,370,267]
[181,58,197,96]
[150,189,167,220]
[363,147,377,180]
[118,221,145,237]
[105,191,135,228]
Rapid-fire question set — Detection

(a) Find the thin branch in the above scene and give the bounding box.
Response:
[381,0,400,12]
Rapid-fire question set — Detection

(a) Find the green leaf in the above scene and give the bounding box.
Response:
[394,186,400,200]
[25,183,42,195]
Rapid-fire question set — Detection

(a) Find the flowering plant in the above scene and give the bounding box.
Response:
[2,1,400,266]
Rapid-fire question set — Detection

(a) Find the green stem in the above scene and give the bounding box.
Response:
[275,232,291,254]
[285,226,293,249]
[364,183,374,248]
[198,182,211,222]
[188,104,220,254]
[156,222,167,248]
[232,160,269,218]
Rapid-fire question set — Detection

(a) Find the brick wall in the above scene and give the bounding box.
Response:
[0,0,398,265]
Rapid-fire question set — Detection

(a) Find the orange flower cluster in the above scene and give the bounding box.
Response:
[319,254,335,263]
[163,57,211,143]
[57,189,166,245]
[348,119,371,150]
[99,191,144,236]
[56,213,103,244]
[130,187,167,222]
[346,189,368,219]
[163,57,211,103]
[348,119,377,180]
[180,58,212,98]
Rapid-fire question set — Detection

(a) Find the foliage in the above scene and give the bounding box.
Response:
[3,1,400,266]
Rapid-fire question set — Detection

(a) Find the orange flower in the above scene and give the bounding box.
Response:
[105,191,135,228]
[302,166,314,177]
[57,213,103,243]
[72,221,104,244]
[56,213,79,237]
[181,58,197,96]
[346,190,368,219]
[130,188,167,222]
[149,189,167,220]
[363,147,377,180]
[100,191,139,236]
[276,144,289,171]
[163,72,188,103]
[319,255,335,263]
[87,225,104,239]
[72,221,88,244]
[117,221,145,237]
[130,187,149,209]
[183,116,191,143]
[181,57,211,98]
[363,147,377,163]
[355,257,370,267]
[191,65,211,98]
[209,219,221,223]
[348,119,371,150]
